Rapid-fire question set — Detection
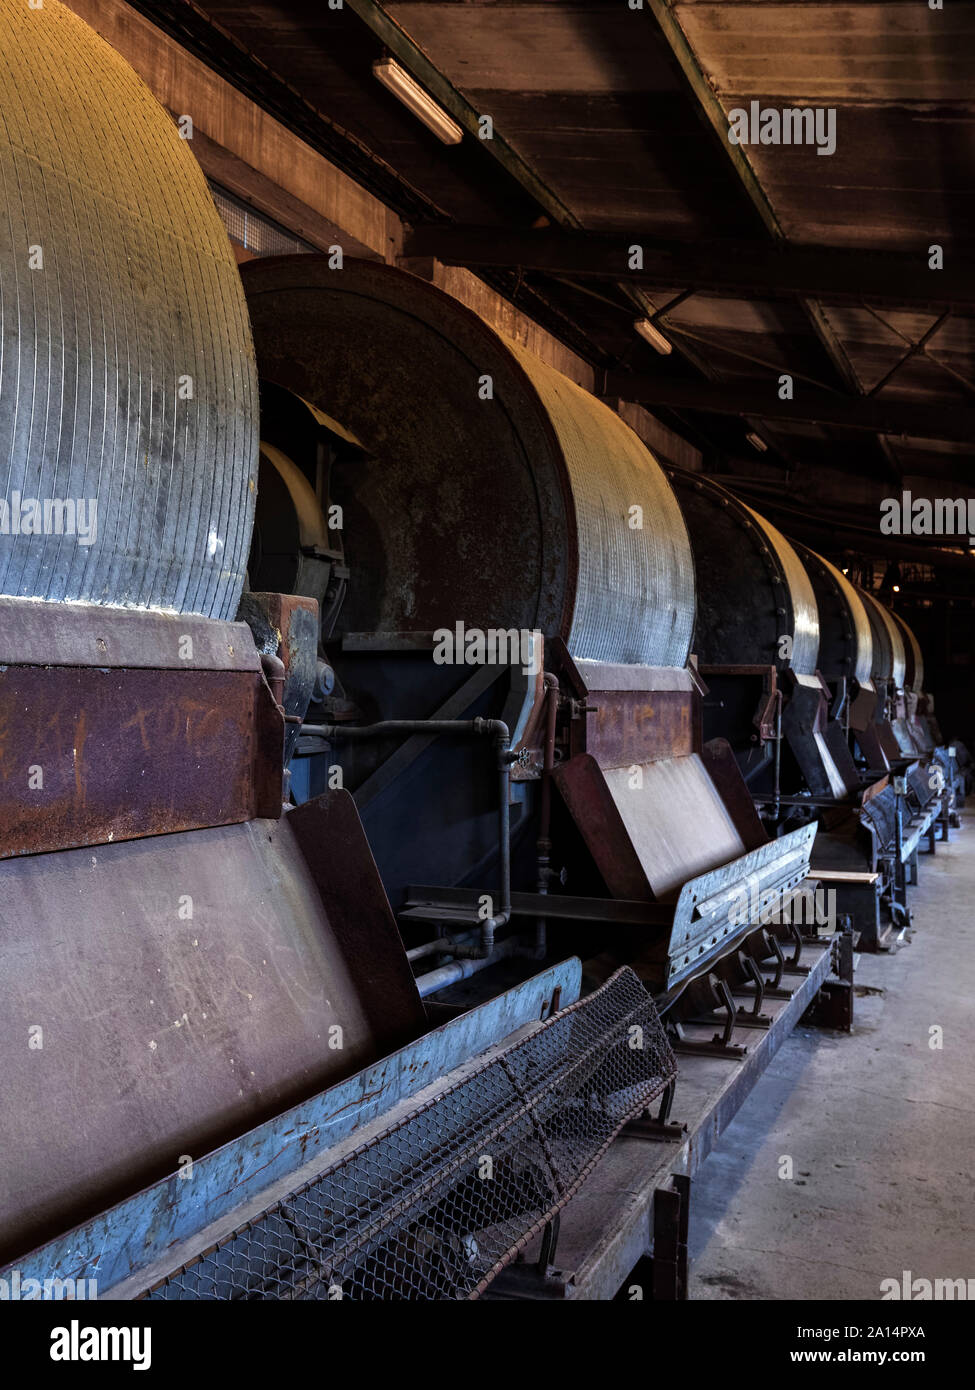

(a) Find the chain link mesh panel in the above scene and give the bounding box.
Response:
[142,967,676,1301]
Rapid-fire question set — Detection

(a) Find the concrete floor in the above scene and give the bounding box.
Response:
[690,811,975,1300]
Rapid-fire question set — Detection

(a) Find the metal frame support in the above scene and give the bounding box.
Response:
[651,1175,690,1301]
[803,930,855,1032]
[622,1079,685,1143]
[482,1216,570,1300]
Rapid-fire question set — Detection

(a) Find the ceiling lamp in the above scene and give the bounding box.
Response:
[882,561,903,593]
[372,58,463,145]
[633,318,672,355]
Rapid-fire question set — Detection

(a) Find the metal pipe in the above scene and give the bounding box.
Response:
[452,716,515,957]
[415,937,518,999]
[772,688,783,820]
[304,715,514,958]
[302,719,481,738]
[260,652,286,710]
[406,937,456,963]
[893,779,906,914]
[529,673,560,960]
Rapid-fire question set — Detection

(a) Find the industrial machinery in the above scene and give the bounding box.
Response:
[667,472,853,804]
[812,565,948,941]
[0,0,430,1275]
[856,583,916,761]
[0,0,932,1303]
[0,1,636,1299]
[891,610,935,755]
[239,254,818,1016]
[667,474,948,949]
[792,543,887,777]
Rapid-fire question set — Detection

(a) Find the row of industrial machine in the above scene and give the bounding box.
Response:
[0,0,966,1301]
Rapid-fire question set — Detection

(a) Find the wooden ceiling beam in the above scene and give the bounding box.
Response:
[403,224,975,310]
[601,373,975,443]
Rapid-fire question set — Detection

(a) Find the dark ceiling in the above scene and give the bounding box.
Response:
[127,1,975,532]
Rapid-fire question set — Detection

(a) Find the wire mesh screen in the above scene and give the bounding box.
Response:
[207,181,316,258]
[142,967,676,1301]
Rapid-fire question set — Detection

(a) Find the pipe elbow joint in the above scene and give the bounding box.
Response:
[473,717,513,762]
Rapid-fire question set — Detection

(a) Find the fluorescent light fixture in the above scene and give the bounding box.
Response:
[745,431,768,453]
[633,318,672,355]
[372,59,463,145]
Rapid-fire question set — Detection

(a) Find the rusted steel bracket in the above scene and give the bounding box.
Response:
[238,590,320,765]
[623,1079,686,1143]
[483,1217,571,1300]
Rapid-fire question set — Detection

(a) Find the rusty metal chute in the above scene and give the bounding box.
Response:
[554,661,749,900]
[0,795,426,1265]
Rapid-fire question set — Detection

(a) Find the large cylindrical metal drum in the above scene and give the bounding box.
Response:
[891,611,924,693]
[857,587,907,690]
[667,473,819,674]
[241,257,695,667]
[792,543,873,685]
[0,0,257,616]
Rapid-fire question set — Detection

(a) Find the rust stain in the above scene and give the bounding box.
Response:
[0,667,282,857]
[120,706,152,754]
[73,708,88,809]
[39,706,67,759]
[0,704,9,785]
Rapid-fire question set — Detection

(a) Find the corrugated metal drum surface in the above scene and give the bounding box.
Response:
[793,543,873,687]
[242,257,695,668]
[743,507,819,675]
[858,586,907,689]
[507,342,695,668]
[893,611,924,693]
[668,472,819,675]
[0,0,257,616]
